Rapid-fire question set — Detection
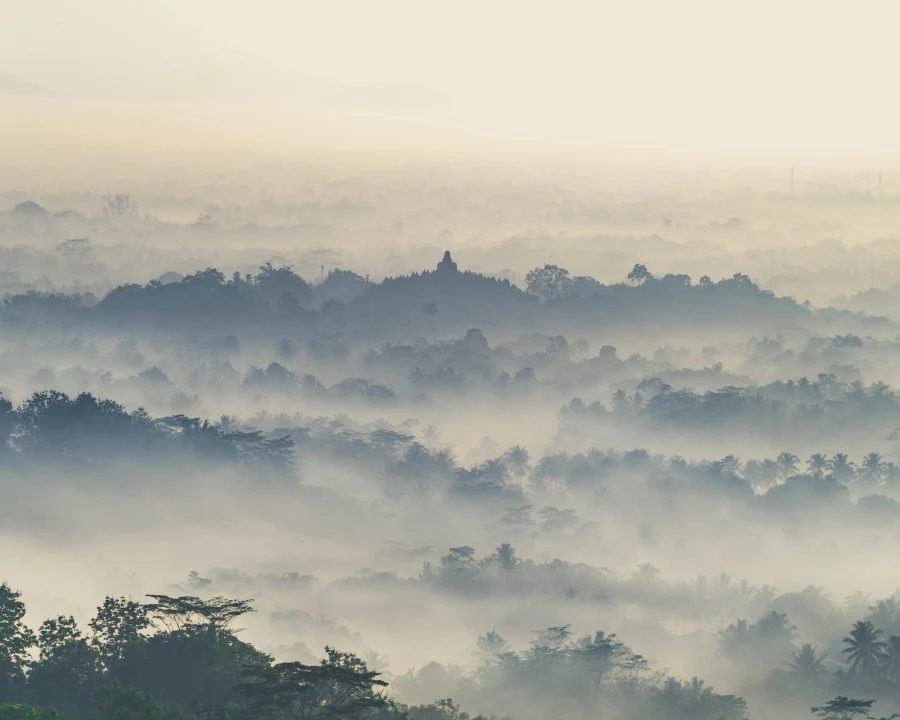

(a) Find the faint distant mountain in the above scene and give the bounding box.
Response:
[0,73,56,97]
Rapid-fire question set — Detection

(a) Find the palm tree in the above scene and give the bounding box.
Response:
[532,453,568,492]
[807,453,828,479]
[419,562,436,582]
[684,676,713,702]
[217,414,242,433]
[871,381,892,398]
[719,619,750,657]
[422,424,442,447]
[787,643,827,681]
[755,611,798,647]
[861,453,886,485]
[480,459,510,486]
[653,677,685,705]
[829,453,856,484]
[430,449,456,476]
[883,462,900,488]
[476,630,508,656]
[777,452,800,479]
[868,598,900,635]
[843,620,886,675]
[744,458,779,490]
[880,635,900,683]
[503,445,531,484]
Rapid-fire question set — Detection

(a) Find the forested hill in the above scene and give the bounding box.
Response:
[0,258,887,340]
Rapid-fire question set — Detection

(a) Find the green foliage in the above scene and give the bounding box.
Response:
[652,676,748,720]
[406,698,504,720]
[90,683,185,720]
[0,585,35,701]
[0,391,295,478]
[113,624,270,709]
[0,704,63,720]
[28,616,100,717]
[144,596,254,633]
[89,598,150,669]
[236,647,388,719]
[811,696,875,720]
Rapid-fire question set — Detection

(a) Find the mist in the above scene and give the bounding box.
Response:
[4,4,900,720]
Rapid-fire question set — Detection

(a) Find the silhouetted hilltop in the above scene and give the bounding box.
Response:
[0,253,888,340]
[543,272,811,332]
[352,258,534,336]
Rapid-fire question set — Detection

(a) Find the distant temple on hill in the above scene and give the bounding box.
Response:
[436,250,458,273]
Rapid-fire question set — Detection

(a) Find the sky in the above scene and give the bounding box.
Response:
[2,0,900,163]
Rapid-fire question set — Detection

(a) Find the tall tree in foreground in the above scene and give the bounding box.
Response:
[0,584,35,702]
[809,696,899,720]
[89,597,150,671]
[237,647,387,719]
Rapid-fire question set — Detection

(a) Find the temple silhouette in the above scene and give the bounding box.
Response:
[436,250,458,273]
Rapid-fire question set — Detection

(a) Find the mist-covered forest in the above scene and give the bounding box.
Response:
[5,163,900,720]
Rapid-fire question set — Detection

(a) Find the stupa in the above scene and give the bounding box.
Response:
[436,250,458,273]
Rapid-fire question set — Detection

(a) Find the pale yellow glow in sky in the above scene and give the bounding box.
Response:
[2,0,899,162]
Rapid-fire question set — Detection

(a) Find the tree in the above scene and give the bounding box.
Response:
[236,648,388,719]
[89,597,150,669]
[545,335,569,356]
[652,675,748,720]
[28,616,101,716]
[524,265,572,302]
[808,454,829,479]
[439,547,478,577]
[254,263,314,309]
[112,623,269,709]
[0,706,62,720]
[479,460,509,487]
[627,264,652,285]
[843,621,886,676]
[476,632,508,657]
[861,453,886,485]
[406,698,486,720]
[867,599,900,637]
[90,682,186,720]
[144,595,254,632]
[502,446,531,484]
[530,626,571,652]
[787,643,827,681]
[811,697,875,720]
[829,454,857,483]
[0,584,35,701]
[103,194,137,220]
[777,452,800,479]
[490,543,519,571]
[880,635,900,683]
[718,619,750,657]
[573,631,630,692]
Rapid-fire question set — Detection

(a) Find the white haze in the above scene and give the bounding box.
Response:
[3,4,900,720]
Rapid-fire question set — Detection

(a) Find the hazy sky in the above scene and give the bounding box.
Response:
[2,0,900,161]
